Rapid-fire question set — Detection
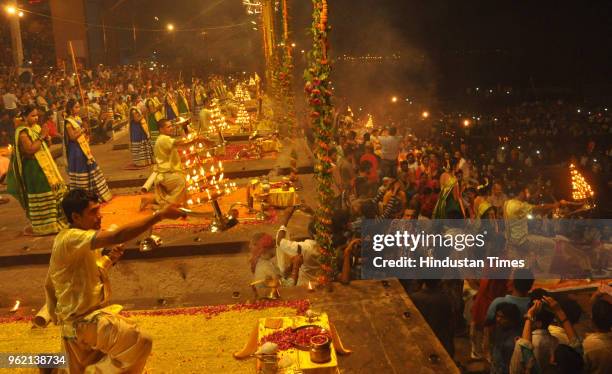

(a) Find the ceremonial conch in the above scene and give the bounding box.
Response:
[32,303,52,328]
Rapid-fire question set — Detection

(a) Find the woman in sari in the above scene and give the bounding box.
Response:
[176,85,190,116]
[165,91,179,121]
[7,106,67,235]
[432,171,466,219]
[193,79,207,114]
[129,107,154,167]
[145,89,163,144]
[64,99,112,202]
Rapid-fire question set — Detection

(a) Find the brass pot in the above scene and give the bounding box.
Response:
[309,335,331,363]
[259,354,278,374]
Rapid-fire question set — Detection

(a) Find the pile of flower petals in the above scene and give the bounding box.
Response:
[122,299,310,319]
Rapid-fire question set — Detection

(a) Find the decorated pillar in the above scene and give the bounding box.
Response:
[304,0,334,284]
[261,0,276,89]
[278,0,296,135]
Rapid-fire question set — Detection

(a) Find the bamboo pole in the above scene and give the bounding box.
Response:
[282,0,289,41]
[68,41,86,108]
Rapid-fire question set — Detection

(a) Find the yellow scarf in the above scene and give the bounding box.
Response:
[14,126,65,190]
[66,116,95,164]
[166,95,179,117]
[130,107,150,138]
[178,89,190,111]
[147,98,164,121]
[195,86,205,105]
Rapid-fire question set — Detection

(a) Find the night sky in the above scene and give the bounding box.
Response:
[65,0,612,99]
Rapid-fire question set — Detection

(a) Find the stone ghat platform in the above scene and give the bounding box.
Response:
[47,130,314,189]
[0,280,459,373]
[0,174,318,267]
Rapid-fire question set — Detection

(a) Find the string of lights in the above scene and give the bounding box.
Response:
[14,8,250,33]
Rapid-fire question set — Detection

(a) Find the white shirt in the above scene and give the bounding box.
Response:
[583,332,612,374]
[276,237,320,286]
[2,92,18,110]
[531,329,558,372]
[46,228,107,323]
[379,135,401,161]
[503,199,533,246]
[153,134,182,173]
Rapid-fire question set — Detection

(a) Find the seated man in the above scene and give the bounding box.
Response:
[45,189,185,373]
[151,118,195,208]
[275,207,321,286]
[249,232,300,287]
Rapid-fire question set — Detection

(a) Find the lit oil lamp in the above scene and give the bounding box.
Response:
[10,300,20,313]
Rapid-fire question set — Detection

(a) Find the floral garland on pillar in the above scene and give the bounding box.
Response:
[304,0,334,285]
[278,0,296,135]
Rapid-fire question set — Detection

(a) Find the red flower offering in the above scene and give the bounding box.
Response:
[260,325,330,351]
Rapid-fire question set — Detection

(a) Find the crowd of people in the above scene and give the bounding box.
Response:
[0,12,55,68]
[0,64,256,234]
[0,61,610,373]
[0,63,265,372]
[248,101,610,373]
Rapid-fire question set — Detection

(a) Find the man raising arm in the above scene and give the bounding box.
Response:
[45,189,186,374]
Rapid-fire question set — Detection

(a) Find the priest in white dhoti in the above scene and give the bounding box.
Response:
[275,210,321,286]
[45,189,185,373]
[152,118,198,207]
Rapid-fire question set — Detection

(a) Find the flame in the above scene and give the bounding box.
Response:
[570,164,594,200]
[10,300,20,312]
[307,281,314,291]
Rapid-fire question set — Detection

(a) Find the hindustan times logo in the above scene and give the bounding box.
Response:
[372,231,487,252]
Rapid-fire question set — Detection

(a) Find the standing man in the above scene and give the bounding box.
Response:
[378,127,401,178]
[503,184,567,271]
[2,86,20,117]
[45,189,186,373]
[488,182,508,211]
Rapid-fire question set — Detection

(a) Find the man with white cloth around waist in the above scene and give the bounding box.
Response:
[275,206,321,286]
[45,189,185,373]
